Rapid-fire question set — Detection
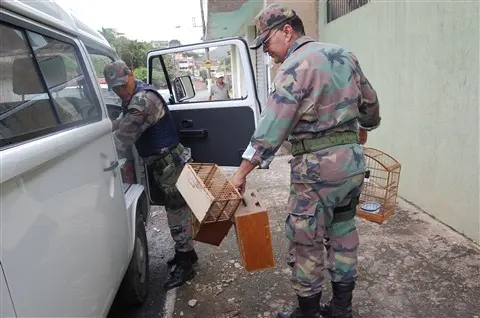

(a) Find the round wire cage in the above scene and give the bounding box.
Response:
[356,147,402,224]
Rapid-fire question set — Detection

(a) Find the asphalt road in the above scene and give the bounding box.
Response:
[189,89,209,102]
[108,155,480,318]
[107,159,293,318]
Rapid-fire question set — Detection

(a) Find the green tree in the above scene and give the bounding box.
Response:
[184,51,200,59]
[90,54,112,78]
[163,55,177,78]
[109,36,147,70]
[97,27,183,86]
[199,69,208,81]
[169,39,182,47]
[149,54,179,88]
[98,27,116,43]
[133,67,148,82]
[220,56,231,72]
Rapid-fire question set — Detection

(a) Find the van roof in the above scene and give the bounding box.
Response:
[1,0,115,53]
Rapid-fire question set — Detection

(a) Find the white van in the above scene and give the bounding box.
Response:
[0,0,261,317]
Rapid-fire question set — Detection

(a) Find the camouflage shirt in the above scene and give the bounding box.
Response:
[242,36,381,182]
[113,91,166,158]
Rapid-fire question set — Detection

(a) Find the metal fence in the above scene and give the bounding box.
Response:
[327,0,370,23]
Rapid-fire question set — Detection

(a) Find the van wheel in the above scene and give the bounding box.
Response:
[118,216,149,306]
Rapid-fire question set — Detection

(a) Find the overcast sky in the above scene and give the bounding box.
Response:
[56,0,204,44]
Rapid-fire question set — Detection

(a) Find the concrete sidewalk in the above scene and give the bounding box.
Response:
[167,155,480,318]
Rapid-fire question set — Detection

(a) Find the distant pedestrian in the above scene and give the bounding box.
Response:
[209,72,230,100]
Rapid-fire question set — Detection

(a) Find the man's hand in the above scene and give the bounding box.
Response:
[231,159,257,195]
[231,172,247,195]
[111,119,120,132]
[359,128,368,145]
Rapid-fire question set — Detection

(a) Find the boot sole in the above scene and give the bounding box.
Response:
[163,270,196,291]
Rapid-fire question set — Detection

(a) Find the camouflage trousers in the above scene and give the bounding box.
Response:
[285,173,364,297]
[152,158,194,253]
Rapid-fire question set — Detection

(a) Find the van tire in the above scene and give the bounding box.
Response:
[118,216,149,306]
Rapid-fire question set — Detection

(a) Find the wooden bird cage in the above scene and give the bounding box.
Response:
[356,147,401,224]
[177,163,243,224]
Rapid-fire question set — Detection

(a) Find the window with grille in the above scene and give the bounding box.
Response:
[326,0,370,23]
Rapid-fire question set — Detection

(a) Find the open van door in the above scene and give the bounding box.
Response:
[145,37,261,205]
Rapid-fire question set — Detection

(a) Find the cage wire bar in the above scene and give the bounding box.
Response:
[356,147,401,224]
[190,163,243,223]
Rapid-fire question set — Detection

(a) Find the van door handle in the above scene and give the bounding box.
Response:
[104,160,119,172]
[179,129,208,138]
[181,120,193,128]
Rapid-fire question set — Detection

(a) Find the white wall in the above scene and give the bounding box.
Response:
[318,0,480,243]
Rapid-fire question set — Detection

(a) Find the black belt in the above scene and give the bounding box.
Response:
[144,143,185,169]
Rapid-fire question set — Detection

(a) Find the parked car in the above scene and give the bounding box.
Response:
[0,0,261,316]
[0,2,149,317]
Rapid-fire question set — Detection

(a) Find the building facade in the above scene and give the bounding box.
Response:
[205,0,480,244]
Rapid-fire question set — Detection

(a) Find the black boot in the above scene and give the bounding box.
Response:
[167,249,198,267]
[163,251,196,290]
[277,293,322,318]
[319,282,355,318]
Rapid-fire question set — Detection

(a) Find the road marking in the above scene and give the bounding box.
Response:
[163,287,177,318]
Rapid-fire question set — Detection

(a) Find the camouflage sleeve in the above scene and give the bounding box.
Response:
[351,53,381,131]
[113,91,165,158]
[242,69,303,166]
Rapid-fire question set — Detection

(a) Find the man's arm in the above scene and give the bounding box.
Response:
[232,69,304,193]
[352,53,381,131]
[240,68,304,171]
[113,91,165,157]
[111,119,120,132]
[111,113,124,132]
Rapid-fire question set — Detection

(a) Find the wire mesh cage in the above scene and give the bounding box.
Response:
[188,163,243,223]
[356,147,402,224]
[174,163,243,246]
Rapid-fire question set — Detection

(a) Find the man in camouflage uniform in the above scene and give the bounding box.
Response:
[231,4,380,318]
[104,60,198,291]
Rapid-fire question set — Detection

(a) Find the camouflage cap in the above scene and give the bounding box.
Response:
[103,60,132,89]
[249,3,296,50]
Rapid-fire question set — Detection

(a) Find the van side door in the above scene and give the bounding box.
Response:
[1,263,16,317]
[0,12,129,317]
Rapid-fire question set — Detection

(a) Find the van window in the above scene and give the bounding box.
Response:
[0,24,58,143]
[86,49,122,107]
[0,23,101,148]
[150,44,247,105]
[90,53,113,79]
[27,31,101,122]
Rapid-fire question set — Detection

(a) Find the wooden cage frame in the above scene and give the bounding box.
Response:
[356,147,402,224]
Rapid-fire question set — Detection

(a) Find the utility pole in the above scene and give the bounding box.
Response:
[200,0,212,92]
